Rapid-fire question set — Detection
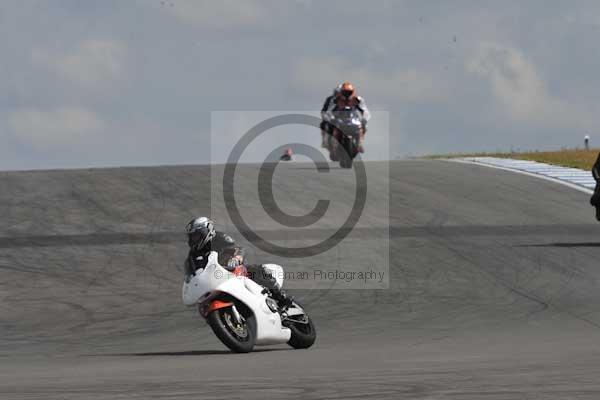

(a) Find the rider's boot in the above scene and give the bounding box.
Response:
[271,286,293,309]
[358,131,365,153]
[329,150,338,162]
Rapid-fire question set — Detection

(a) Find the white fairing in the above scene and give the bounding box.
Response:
[182,252,292,345]
[262,263,284,288]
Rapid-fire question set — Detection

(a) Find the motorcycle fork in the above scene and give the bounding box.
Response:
[231,304,243,324]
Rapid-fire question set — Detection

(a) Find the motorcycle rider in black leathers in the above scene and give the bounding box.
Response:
[591,152,600,221]
[184,216,293,308]
[321,81,370,157]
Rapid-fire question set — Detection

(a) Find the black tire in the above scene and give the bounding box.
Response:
[329,130,340,162]
[337,136,356,169]
[207,304,256,353]
[286,314,317,349]
[344,156,353,169]
[346,138,357,168]
[337,142,351,169]
[339,153,353,169]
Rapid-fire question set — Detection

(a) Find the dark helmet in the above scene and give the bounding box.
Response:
[185,216,216,251]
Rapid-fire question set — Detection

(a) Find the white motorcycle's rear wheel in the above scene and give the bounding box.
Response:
[207,304,256,353]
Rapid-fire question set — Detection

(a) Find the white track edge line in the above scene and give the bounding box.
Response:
[444,158,594,195]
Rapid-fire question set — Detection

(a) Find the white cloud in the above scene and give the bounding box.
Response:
[9,107,105,148]
[33,40,124,88]
[466,43,594,129]
[163,0,266,28]
[292,57,446,103]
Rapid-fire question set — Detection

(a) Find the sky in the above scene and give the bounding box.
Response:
[1,0,600,170]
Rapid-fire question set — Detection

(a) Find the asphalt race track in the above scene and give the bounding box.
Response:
[2,160,600,399]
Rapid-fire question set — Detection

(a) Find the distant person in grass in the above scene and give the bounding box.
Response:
[585,134,590,151]
[590,152,600,221]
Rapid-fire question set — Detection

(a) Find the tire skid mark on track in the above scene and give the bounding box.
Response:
[436,234,600,329]
[2,224,600,248]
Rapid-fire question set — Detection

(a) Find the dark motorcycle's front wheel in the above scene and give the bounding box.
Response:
[207,303,256,353]
[337,135,357,169]
[337,141,351,169]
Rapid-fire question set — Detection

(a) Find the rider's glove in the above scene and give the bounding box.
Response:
[227,255,243,269]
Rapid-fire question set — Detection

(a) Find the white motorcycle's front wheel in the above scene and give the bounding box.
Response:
[284,306,317,349]
[207,302,256,353]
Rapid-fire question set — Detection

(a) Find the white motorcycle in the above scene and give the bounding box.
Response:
[182,251,316,353]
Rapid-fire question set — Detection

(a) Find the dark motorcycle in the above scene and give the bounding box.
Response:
[329,107,363,169]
